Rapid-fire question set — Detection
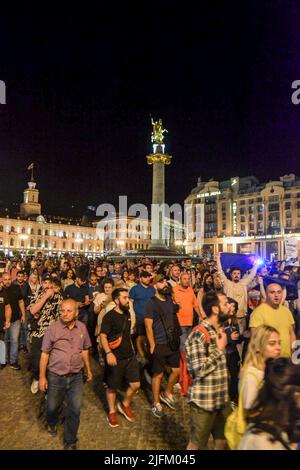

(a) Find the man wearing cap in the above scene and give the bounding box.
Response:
[250,280,296,358]
[29,274,63,394]
[129,271,155,365]
[144,274,181,418]
[64,273,90,326]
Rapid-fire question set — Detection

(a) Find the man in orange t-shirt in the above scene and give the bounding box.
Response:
[173,273,201,354]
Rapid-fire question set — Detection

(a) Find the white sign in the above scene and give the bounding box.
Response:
[284,238,299,262]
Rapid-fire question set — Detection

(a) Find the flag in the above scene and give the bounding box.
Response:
[27,163,34,170]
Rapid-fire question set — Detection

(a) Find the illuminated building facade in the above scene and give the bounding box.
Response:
[185,174,300,260]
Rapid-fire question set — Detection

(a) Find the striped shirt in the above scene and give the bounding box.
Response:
[185,320,229,411]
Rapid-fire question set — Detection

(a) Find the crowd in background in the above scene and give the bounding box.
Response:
[1,252,300,450]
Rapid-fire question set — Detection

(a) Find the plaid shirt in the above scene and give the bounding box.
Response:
[185,319,229,411]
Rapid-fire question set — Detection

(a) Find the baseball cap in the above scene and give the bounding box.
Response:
[152,274,168,284]
[140,270,152,278]
[42,274,51,282]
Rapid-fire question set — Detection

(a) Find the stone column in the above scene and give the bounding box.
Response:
[151,161,165,247]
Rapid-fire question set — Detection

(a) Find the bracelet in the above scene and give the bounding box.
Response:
[106,351,112,355]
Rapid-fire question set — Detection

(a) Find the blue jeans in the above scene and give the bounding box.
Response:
[5,320,21,364]
[20,310,31,349]
[47,370,83,445]
[0,332,6,364]
[180,326,193,354]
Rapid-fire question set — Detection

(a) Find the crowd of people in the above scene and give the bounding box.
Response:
[0,252,300,450]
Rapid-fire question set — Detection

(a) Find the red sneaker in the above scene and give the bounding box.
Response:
[107,412,119,427]
[117,401,136,423]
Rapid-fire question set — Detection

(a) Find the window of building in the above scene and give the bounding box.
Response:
[249,199,254,204]
[53,241,56,249]
[241,224,245,231]
[45,240,49,248]
[222,223,226,230]
[0,239,2,246]
[249,214,254,221]
[10,226,15,233]
[72,243,74,250]
[258,213,263,221]
[286,210,292,219]
[240,208,245,215]
[45,230,49,236]
[0,225,3,232]
[269,203,280,211]
[256,198,262,203]
[21,240,24,247]
[269,195,279,202]
[249,206,254,214]
[285,193,291,199]
[297,201,300,209]
[80,244,83,250]
[63,242,66,249]
[10,238,14,246]
[31,228,34,235]
[249,224,255,231]
[72,233,75,238]
[38,229,42,236]
[240,200,245,205]
[241,215,246,222]
[30,239,34,248]
[37,239,42,247]
[22,227,26,233]
[285,202,291,210]
[257,205,263,212]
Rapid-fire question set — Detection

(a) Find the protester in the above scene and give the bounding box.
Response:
[39,299,93,450]
[185,291,230,450]
[100,288,140,427]
[144,274,181,418]
[238,358,300,450]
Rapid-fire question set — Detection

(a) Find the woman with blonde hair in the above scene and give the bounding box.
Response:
[225,325,281,449]
[241,325,281,410]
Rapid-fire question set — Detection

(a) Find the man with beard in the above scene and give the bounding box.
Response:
[129,271,155,365]
[100,288,140,428]
[216,252,258,334]
[29,274,63,394]
[39,299,92,450]
[185,291,230,450]
[144,274,181,418]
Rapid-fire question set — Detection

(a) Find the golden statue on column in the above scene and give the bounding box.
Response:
[151,117,168,145]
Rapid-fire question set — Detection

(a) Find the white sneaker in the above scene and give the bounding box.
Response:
[31,379,39,394]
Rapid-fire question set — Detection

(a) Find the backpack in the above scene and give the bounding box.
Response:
[225,368,262,450]
[180,325,211,397]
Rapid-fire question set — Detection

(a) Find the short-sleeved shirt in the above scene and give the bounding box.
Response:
[172,285,198,327]
[129,283,155,320]
[4,284,23,322]
[0,289,9,331]
[64,283,89,317]
[100,309,134,360]
[30,288,64,339]
[144,296,179,345]
[41,319,92,375]
[249,303,295,357]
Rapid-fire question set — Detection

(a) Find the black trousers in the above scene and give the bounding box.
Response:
[31,336,44,381]
[226,350,240,402]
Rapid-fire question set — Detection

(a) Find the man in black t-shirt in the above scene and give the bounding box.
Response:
[64,274,90,325]
[14,270,32,352]
[100,288,140,428]
[0,280,11,368]
[144,274,181,419]
[2,272,26,370]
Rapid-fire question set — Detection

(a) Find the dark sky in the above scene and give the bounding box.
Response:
[1,1,300,217]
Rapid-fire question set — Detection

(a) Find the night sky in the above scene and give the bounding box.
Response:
[1,1,300,217]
